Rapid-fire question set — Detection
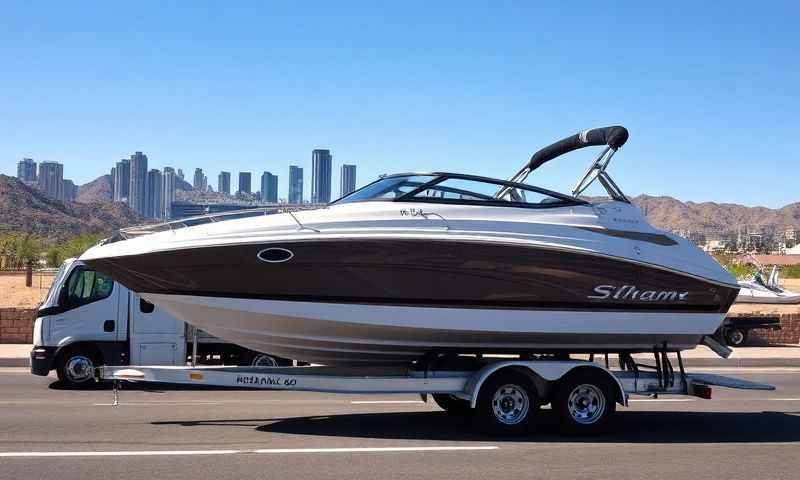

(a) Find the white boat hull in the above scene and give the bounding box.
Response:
[145,293,726,365]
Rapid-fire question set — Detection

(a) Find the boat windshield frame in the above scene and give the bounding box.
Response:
[332,172,588,209]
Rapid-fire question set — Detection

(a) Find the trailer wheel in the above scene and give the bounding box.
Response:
[241,352,279,367]
[553,370,616,434]
[56,348,100,389]
[724,328,748,347]
[473,371,538,435]
[432,394,471,416]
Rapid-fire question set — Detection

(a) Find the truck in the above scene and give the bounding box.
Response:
[30,258,291,388]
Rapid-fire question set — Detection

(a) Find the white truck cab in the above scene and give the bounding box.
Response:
[31,258,289,388]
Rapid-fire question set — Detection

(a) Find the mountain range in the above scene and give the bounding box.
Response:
[0,175,142,243]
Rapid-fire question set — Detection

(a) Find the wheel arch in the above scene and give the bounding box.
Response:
[465,361,627,408]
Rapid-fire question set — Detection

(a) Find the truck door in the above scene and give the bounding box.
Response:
[50,265,120,345]
[129,295,187,365]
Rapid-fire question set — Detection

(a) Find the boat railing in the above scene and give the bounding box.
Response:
[108,204,327,242]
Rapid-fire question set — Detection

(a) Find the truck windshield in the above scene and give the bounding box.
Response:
[41,262,71,308]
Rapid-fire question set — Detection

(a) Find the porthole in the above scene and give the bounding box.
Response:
[257,247,294,263]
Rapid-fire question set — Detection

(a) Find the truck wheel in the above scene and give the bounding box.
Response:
[725,328,748,347]
[553,370,616,435]
[432,394,471,416]
[472,371,538,435]
[56,349,99,389]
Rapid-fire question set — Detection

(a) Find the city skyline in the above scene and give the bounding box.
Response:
[12,148,358,214]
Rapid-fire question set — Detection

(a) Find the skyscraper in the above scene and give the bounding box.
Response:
[62,179,77,202]
[260,171,278,203]
[238,172,252,194]
[177,169,185,180]
[311,149,332,203]
[113,159,130,202]
[163,167,177,219]
[340,164,357,197]
[289,165,303,204]
[110,167,116,200]
[218,171,231,195]
[193,168,205,191]
[16,158,37,183]
[146,169,164,220]
[37,161,64,200]
[128,152,148,216]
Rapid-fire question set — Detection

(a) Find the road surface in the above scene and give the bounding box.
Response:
[1,367,799,479]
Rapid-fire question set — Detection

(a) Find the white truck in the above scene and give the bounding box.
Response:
[30,258,291,388]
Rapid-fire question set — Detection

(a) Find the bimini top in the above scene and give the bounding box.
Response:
[336,125,631,208]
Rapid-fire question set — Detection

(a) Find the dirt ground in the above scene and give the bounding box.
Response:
[0,273,56,308]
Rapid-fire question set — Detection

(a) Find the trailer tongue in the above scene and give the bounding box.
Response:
[97,350,774,436]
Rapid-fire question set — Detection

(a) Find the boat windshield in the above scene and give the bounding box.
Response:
[335,174,581,207]
[336,175,438,203]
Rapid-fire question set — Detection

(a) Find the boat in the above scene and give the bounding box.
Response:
[80,126,740,365]
[736,263,800,304]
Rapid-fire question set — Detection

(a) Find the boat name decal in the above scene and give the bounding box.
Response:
[400,208,426,217]
[588,285,689,302]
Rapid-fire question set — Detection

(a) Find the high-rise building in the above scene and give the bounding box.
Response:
[218,171,231,195]
[238,172,252,194]
[37,161,64,200]
[260,171,278,203]
[146,169,164,220]
[311,149,332,203]
[340,164,357,197]
[110,167,116,200]
[62,179,77,202]
[193,168,205,191]
[113,159,130,202]
[163,167,177,219]
[177,169,185,180]
[128,152,148,216]
[17,158,37,183]
[289,165,303,204]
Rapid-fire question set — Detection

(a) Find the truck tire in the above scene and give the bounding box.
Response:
[725,328,748,347]
[472,370,538,435]
[552,369,616,435]
[56,348,100,389]
[432,394,471,416]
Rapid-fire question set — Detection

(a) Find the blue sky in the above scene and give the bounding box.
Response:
[1,1,798,206]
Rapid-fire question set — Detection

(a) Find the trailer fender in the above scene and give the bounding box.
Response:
[464,361,627,408]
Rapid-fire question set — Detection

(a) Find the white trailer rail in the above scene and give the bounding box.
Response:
[98,355,774,436]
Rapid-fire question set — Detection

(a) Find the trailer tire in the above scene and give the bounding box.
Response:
[240,351,280,367]
[724,328,748,347]
[56,348,101,389]
[432,394,471,416]
[553,369,616,435]
[472,370,538,435]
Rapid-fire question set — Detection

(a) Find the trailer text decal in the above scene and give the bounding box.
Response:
[236,375,297,386]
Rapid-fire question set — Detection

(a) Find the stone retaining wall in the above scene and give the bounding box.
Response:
[750,313,800,344]
[0,308,36,343]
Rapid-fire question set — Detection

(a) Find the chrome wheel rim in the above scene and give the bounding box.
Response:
[491,384,530,425]
[65,355,94,383]
[729,330,744,345]
[251,354,278,367]
[567,384,605,424]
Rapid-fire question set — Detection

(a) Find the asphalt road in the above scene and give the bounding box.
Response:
[1,367,799,480]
